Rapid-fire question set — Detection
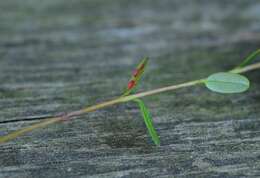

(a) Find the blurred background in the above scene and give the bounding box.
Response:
[0,1,260,177]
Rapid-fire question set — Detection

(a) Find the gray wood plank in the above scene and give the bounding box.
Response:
[1,0,260,177]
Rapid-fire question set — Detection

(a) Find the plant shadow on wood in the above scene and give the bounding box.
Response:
[96,108,157,150]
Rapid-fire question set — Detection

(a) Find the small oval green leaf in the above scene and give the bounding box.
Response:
[205,72,250,94]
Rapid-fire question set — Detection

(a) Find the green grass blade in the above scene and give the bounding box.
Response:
[134,98,160,146]
[238,49,260,68]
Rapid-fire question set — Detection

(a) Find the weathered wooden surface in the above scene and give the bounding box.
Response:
[0,0,260,177]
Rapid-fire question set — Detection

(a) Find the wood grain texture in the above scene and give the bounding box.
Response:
[1,0,260,177]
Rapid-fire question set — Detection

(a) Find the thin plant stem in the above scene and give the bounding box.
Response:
[1,62,260,144]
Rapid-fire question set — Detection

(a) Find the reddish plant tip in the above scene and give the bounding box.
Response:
[128,80,136,89]
[139,63,145,71]
[133,64,145,77]
[133,69,139,77]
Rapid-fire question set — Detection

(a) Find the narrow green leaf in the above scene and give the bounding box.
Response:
[237,49,260,68]
[205,72,250,94]
[134,99,160,146]
[122,57,148,96]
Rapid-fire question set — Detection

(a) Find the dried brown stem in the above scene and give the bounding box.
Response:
[1,62,260,144]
